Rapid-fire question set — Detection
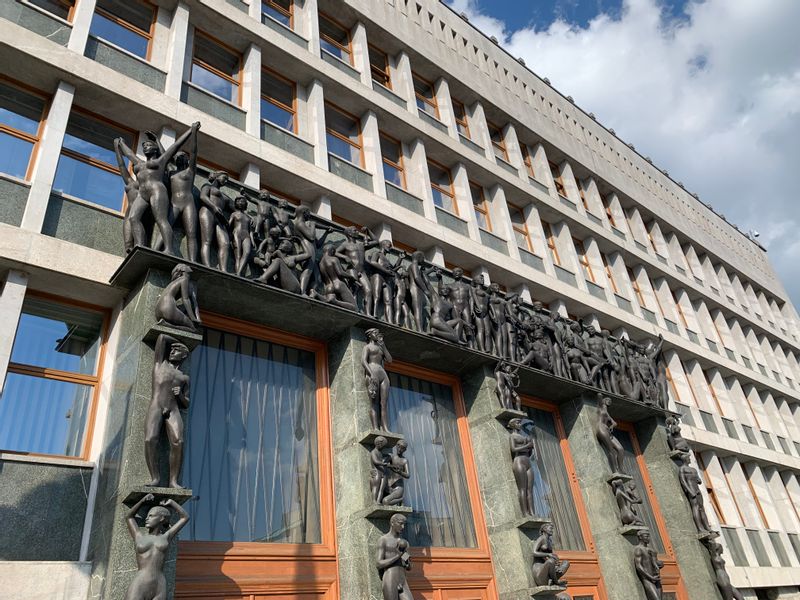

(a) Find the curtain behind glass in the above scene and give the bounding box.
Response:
[614,429,665,553]
[525,407,586,551]
[182,328,320,544]
[387,373,477,548]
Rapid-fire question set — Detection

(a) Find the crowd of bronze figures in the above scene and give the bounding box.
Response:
[117,123,669,409]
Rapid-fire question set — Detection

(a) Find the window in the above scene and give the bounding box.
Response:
[0,79,46,181]
[261,0,292,28]
[576,178,590,211]
[574,238,595,282]
[665,367,681,404]
[89,0,155,59]
[428,160,455,213]
[27,0,74,20]
[452,99,469,138]
[380,134,404,188]
[52,108,136,211]
[745,470,770,529]
[470,182,490,230]
[627,267,645,306]
[190,31,241,104]
[368,45,391,88]
[542,221,560,265]
[549,161,567,197]
[412,72,438,118]
[0,295,106,457]
[520,143,535,178]
[319,13,351,64]
[695,453,726,524]
[670,289,689,328]
[261,68,296,132]
[325,103,362,166]
[602,195,617,227]
[182,322,324,543]
[602,254,618,293]
[508,203,532,252]
[488,122,508,162]
[647,229,660,254]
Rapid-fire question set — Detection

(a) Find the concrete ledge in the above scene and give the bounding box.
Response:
[123,486,194,506]
[0,561,90,600]
[261,14,307,48]
[84,37,166,91]
[358,429,405,447]
[373,82,406,107]
[359,504,413,520]
[143,322,203,350]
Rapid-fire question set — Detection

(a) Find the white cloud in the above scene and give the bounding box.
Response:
[448,0,800,311]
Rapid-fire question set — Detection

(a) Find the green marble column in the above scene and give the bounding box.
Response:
[636,418,722,600]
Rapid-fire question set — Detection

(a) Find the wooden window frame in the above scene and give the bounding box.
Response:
[59,105,138,213]
[190,30,243,106]
[319,12,352,65]
[368,44,391,89]
[3,291,110,462]
[175,312,339,598]
[28,0,77,22]
[574,238,595,283]
[380,132,405,190]
[627,267,646,307]
[602,195,617,227]
[647,229,660,254]
[745,468,770,529]
[412,71,439,119]
[681,362,701,408]
[542,221,560,266]
[470,181,491,231]
[508,202,533,252]
[452,98,470,139]
[670,289,689,328]
[577,179,591,212]
[695,452,727,525]
[92,0,157,61]
[0,76,49,182]
[549,160,567,197]
[261,67,297,134]
[428,159,457,215]
[488,121,509,162]
[261,0,293,29]
[665,367,681,404]
[325,101,364,168]
[520,143,535,178]
[601,254,618,294]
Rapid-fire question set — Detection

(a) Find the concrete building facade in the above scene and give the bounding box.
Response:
[1,0,799,599]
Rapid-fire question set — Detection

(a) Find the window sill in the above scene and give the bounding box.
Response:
[0,451,95,469]
[261,13,304,38]
[0,172,32,188]
[183,80,245,112]
[19,0,74,26]
[320,48,359,72]
[87,35,164,72]
[433,205,466,222]
[50,189,123,218]
[327,153,370,175]
[261,119,303,140]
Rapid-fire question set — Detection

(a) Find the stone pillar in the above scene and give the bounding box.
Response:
[306,79,328,169]
[67,0,97,53]
[503,123,525,178]
[312,195,332,220]
[351,21,371,87]
[0,270,28,393]
[300,0,321,55]
[20,80,74,232]
[424,245,445,267]
[636,418,724,600]
[239,162,260,188]
[451,163,480,242]
[87,269,196,600]
[487,184,521,261]
[248,0,261,20]
[242,43,263,137]
[361,110,385,197]
[408,138,435,220]
[469,101,493,162]
[434,77,457,138]
[163,2,191,100]
[462,365,533,599]
[393,51,415,112]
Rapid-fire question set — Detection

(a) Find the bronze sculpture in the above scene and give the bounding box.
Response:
[255,238,302,294]
[408,251,431,331]
[508,418,535,517]
[665,416,691,455]
[146,333,190,488]
[495,361,521,411]
[678,453,715,536]
[154,263,201,332]
[362,328,393,431]
[336,226,380,316]
[595,396,625,475]
[471,276,493,353]
[367,240,400,323]
[429,271,467,344]
[293,206,333,296]
[612,478,644,527]
[705,540,744,600]
[382,440,410,506]
[199,171,232,272]
[123,493,189,600]
[370,435,391,504]
[167,125,200,263]
[317,244,358,311]
[531,522,570,588]
[228,195,255,277]
[633,528,663,600]
[377,513,413,600]
[116,138,144,254]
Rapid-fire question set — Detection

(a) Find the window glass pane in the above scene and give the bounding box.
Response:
[613,428,665,552]
[89,13,149,58]
[388,372,477,548]
[428,163,450,189]
[514,230,530,249]
[191,63,237,102]
[0,82,44,136]
[431,187,454,213]
[261,99,294,131]
[53,154,125,210]
[524,407,586,550]
[369,47,389,86]
[326,133,360,164]
[96,0,152,31]
[383,162,403,187]
[62,111,131,165]
[0,133,34,179]
[262,0,291,26]
[194,34,240,80]
[380,136,401,165]
[319,15,348,47]
[509,208,526,228]
[325,106,359,144]
[27,0,73,20]
[182,328,320,543]
[0,373,92,455]
[262,71,294,108]
[10,297,103,374]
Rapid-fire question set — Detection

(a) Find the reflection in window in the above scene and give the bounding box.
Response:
[388,372,477,548]
[262,0,292,28]
[613,428,665,552]
[452,99,469,139]
[509,203,532,252]
[53,108,134,210]
[0,79,46,180]
[0,296,104,457]
[369,45,391,88]
[412,73,438,118]
[470,182,490,231]
[325,103,362,166]
[524,407,586,550]
[380,134,404,188]
[428,161,455,214]
[89,0,155,59]
[261,68,296,132]
[27,0,74,20]
[190,31,241,103]
[319,13,351,64]
[182,328,320,543]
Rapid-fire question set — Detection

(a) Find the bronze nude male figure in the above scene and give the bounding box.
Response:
[146,333,190,488]
[634,529,663,600]
[362,328,393,431]
[377,513,413,600]
[495,360,521,411]
[382,439,410,506]
[678,453,714,535]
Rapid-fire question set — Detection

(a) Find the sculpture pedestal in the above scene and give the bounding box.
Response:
[493,408,527,423]
[142,322,203,351]
[358,429,404,447]
[668,449,689,460]
[123,486,194,507]
[529,584,568,598]
[697,530,720,542]
[515,515,552,531]
[618,525,649,537]
[606,473,633,483]
[359,504,413,520]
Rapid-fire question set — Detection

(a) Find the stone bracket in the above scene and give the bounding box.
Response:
[358,504,413,520]
[143,323,203,351]
[123,486,194,507]
[494,408,528,423]
[529,584,568,598]
[358,429,405,447]
[606,473,633,484]
[618,525,648,537]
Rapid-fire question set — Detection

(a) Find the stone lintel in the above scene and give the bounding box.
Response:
[143,322,204,351]
[494,408,528,423]
[358,429,405,447]
[359,504,413,520]
[528,584,568,598]
[515,515,551,531]
[606,472,633,483]
[618,525,649,537]
[123,486,194,506]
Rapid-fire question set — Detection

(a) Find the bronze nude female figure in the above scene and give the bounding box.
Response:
[376,513,413,600]
[370,435,391,504]
[362,328,393,431]
[532,522,570,587]
[317,244,358,311]
[154,263,201,331]
[495,361,521,411]
[199,171,232,272]
[595,395,626,475]
[167,124,200,262]
[123,493,189,600]
[678,453,714,535]
[228,195,255,277]
[382,440,410,506]
[612,478,644,526]
[508,418,535,517]
[706,540,745,600]
[115,138,143,253]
